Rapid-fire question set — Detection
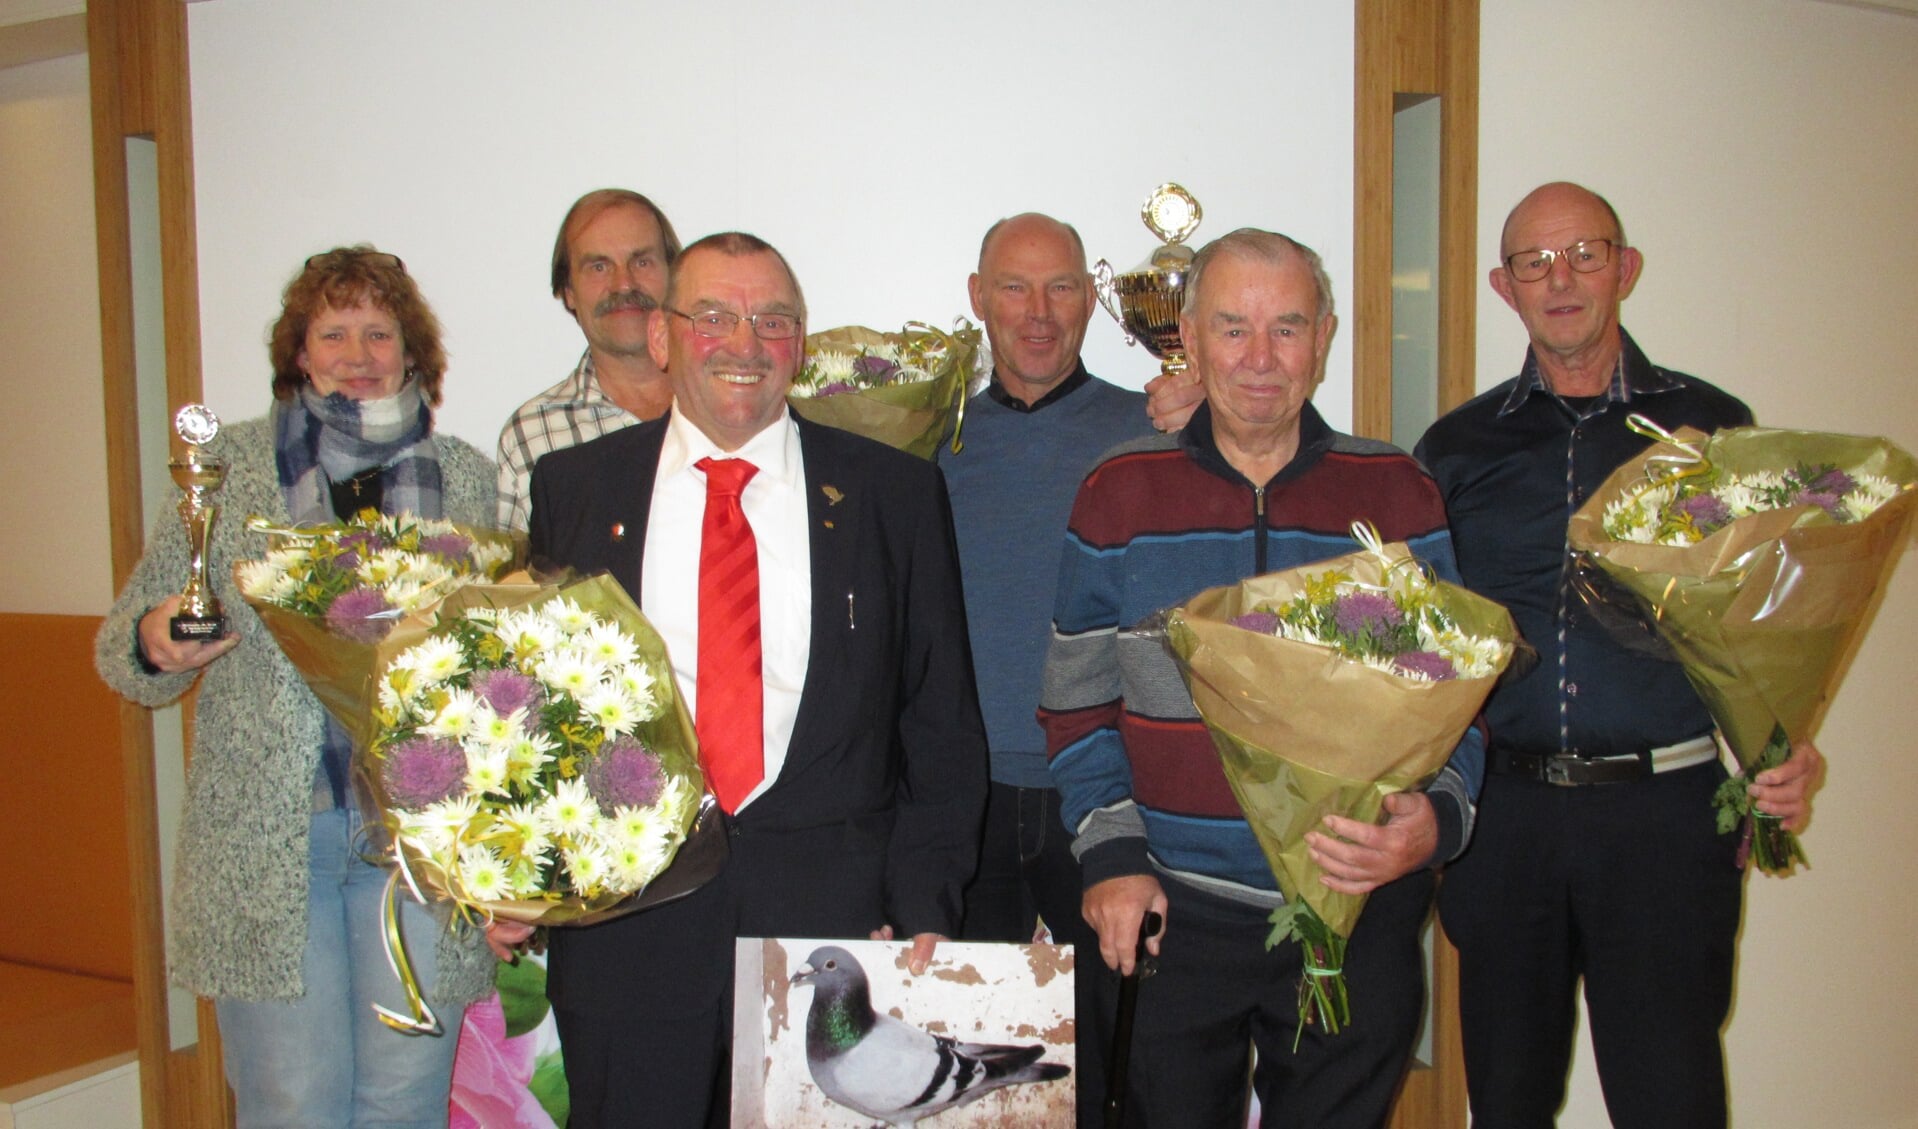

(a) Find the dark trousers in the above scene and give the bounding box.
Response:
[1438,762,1743,1129]
[960,781,1112,1129]
[548,816,890,1129]
[1108,870,1434,1129]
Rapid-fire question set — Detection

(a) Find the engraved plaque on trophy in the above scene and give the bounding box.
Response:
[1093,183,1205,379]
[169,404,229,641]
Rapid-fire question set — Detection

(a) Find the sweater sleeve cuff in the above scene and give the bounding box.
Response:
[1078,835,1152,888]
[1427,787,1466,867]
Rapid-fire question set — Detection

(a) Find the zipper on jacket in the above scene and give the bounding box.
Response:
[1253,485,1268,573]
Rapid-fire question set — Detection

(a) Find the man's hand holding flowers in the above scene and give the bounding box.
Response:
[1751,739,1823,831]
[1306,791,1439,896]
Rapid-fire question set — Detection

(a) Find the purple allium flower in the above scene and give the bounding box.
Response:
[1230,612,1281,635]
[1792,490,1844,518]
[326,586,395,643]
[420,532,475,560]
[584,737,665,810]
[1332,592,1403,639]
[383,736,468,807]
[819,381,859,397]
[1675,492,1734,531]
[1392,650,1458,682]
[471,668,543,717]
[340,529,385,556]
[852,355,900,384]
[1809,468,1854,495]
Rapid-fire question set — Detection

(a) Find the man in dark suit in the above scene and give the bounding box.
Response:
[526,232,988,1127]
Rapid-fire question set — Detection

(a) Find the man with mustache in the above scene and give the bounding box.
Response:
[940,211,1152,1127]
[526,232,987,1126]
[495,188,681,531]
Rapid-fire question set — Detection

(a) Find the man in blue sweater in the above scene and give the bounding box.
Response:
[940,211,1153,1127]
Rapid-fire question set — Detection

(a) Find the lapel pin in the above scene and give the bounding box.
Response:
[822,485,844,505]
[610,522,626,542]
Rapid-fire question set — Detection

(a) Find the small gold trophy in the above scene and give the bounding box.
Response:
[169,404,228,641]
[1093,183,1205,379]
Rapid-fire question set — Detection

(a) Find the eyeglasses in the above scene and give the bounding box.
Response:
[666,307,802,341]
[305,250,407,274]
[1503,239,1615,283]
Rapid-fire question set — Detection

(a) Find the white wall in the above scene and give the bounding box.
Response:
[0,47,110,616]
[1479,2,1918,1126]
[186,0,1358,453]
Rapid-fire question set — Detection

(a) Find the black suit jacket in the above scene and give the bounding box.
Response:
[528,413,987,946]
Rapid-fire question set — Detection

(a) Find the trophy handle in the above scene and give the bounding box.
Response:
[1091,260,1137,347]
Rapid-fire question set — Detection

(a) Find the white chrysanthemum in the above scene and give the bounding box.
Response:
[1358,652,1402,677]
[562,840,614,895]
[405,794,480,855]
[394,810,452,858]
[379,666,426,718]
[382,578,437,613]
[237,558,289,600]
[807,350,859,384]
[504,730,557,780]
[474,705,526,749]
[470,540,514,573]
[580,621,640,668]
[1743,470,1786,492]
[538,777,600,839]
[506,856,547,898]
[495,610,561,660]
[1276,619,1327,648]
[358,547,413,586]
[654,774,695,833]
[542,597,598,635]
[398,635,468,686]
[424,687,482,740]
[535,648,603,698]
[416,516,460,538]
[1717,481,1768,520]
[464,743,512,797]
[613,664,659,718]
[495,802,552,862]
[1421,622,1507,681]
[1601,484,1669,543]
[462,606,502,626]
[607,821,673,891]
[1843,474,1900,522]
[580,684,642,736]
[457,843,509,902]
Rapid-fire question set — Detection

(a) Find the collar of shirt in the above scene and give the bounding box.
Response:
[657,402,803,488]
[1497,328,1682,419]
[1177,399,1337,489]
[984,360,1090,413]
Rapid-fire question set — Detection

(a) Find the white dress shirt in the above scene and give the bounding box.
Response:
[643,408,812,811]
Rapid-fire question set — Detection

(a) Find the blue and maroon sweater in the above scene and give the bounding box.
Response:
[1039,401,1485,904]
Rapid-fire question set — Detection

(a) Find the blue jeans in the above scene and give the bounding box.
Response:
[215,809,464,1128]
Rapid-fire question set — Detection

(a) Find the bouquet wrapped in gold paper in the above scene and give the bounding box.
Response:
[1164,525,1518,1040]
[1568,416,1918,873]
[787,319,981,459]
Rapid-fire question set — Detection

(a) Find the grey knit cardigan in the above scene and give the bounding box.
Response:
[95,416,500,1006]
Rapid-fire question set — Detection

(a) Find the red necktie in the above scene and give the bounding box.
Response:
[694,457,764,813]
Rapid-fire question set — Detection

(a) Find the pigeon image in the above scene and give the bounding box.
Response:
[789,944,1071,1126]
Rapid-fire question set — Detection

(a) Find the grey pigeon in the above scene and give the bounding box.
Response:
[790,944,1071,1126]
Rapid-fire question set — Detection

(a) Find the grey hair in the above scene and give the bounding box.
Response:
[666,231,808,323]
[1181,228,1335,322]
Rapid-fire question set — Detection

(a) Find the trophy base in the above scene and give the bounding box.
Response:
[171,614,226,641]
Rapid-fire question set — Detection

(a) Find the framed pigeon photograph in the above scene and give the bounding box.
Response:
[732,937,1078,1127]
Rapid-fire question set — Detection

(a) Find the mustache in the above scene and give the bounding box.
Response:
[594,289,658,317]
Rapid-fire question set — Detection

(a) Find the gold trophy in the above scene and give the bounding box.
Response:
[169,404,228,641]
[1093,183,1204,379]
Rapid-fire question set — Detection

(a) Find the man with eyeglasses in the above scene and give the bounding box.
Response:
[1415,181,1823,1128]
[524,231,986,1127]
[495,188,682,532]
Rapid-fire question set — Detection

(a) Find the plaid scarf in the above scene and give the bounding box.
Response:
[272,378,444,808]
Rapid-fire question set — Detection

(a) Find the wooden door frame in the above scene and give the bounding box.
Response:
[1355,2,1478,1126]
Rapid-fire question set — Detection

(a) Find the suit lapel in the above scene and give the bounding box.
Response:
[784,421,860,769]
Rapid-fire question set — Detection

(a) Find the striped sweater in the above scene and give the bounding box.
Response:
[1039,402,1485,903]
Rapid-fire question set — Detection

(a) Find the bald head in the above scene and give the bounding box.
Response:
[1499,181,1626,259]
[968,212,1096,402]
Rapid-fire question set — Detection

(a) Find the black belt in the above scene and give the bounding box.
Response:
[1491,735,1720,787]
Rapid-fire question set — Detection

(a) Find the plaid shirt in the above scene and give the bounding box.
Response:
[495,351,645,531]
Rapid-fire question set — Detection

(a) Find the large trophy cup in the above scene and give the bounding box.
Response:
[169,404,228,641]
[1093,183,1205,379]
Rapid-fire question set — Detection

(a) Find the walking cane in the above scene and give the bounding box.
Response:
[1103,910,1163,1129]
